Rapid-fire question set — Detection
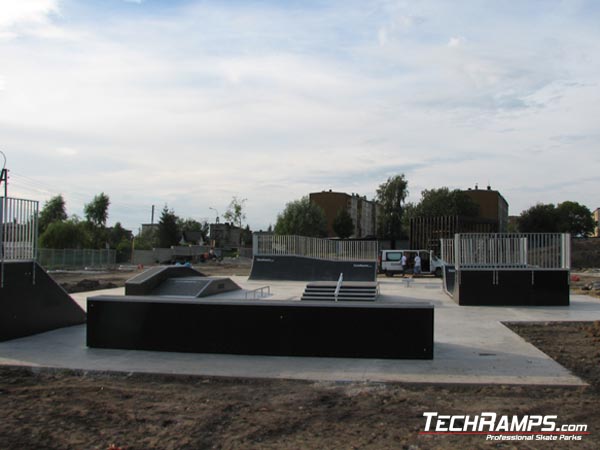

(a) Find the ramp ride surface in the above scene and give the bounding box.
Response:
[0,261,86,342]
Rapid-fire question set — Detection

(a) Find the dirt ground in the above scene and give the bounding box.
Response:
[51,259,252,293]
[0,322,599,449]
[1,265,600,449]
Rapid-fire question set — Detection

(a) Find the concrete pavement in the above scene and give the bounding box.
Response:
[1,276,599,385]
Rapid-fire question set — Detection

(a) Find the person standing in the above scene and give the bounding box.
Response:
[414,254,422,276]
[401,253,407,277]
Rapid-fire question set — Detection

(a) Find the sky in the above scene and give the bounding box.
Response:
[1,0,599,232]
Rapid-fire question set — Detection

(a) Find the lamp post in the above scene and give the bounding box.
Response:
[209,207,220,224]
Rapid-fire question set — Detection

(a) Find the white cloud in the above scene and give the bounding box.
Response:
[0,0,63,40]
[2,1,600,229]
[447,36,466,47]
[56,147,78,156]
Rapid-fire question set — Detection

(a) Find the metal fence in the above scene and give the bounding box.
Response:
[37,248,117,270]
[1,196,39,287]
[253,234,378,261]
[1,197,39,261]
[440,233,570,270]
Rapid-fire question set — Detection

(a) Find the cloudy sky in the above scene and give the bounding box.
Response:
[1,0,599,232]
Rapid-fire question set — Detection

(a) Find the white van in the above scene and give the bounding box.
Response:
[378,249,443,277]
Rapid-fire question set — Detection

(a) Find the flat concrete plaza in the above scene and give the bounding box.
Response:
[1,276,599,386]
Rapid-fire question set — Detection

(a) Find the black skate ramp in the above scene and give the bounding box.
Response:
[443,266,569,306]
[148,276,241,298]
[0,261,86,342]
[125,265,207,296]
[87,295,433,359]
[249,255,377,282]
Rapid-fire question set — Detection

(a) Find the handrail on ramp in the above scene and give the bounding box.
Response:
[334,273,343,302]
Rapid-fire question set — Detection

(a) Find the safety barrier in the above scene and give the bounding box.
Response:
[253,234,377,262]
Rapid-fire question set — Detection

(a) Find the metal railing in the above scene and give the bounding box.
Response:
[334,272,343,301]
[244,285,271,300]
[253,234,378,261]
[440,233,570,270]
[1,196,39,287]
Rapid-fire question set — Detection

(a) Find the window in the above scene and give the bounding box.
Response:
[385,251,402,261]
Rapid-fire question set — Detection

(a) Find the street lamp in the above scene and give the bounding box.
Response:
[209,207,220,224]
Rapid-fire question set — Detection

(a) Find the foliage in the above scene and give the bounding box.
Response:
[375,174,409,241]
[517,204,560,233]
[274,197,328,237]
[556,201,595,236]
[411,187,479,217]
[38,217,91,249]
[518,201,594,235]
[177,218,209,242]
[84,192,110,227]
[157,205,180,247]
[223,196,247,229]
[134,227,157,250]
[38,194,67,234]
[108,222,131,248]
[241,224,253,246]
[332,208,354,239]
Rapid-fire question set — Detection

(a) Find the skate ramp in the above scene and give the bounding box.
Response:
[0,261,86,342]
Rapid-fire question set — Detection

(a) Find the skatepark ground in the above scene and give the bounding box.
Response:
[1,265,600,448]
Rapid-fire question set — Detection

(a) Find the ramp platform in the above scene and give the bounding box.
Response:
[87,295,433,359]
[444,266,570,306]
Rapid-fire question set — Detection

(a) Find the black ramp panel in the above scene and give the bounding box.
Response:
[87,296,433,359]
[0,261,86,342]
[250,255,377,282]
[455,269,569,306]
[125,266,206,295]
[151,278,210,297]
[443,265,456,297]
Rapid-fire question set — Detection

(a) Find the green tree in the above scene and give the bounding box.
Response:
[108,222,133,262]
[108,222,131,248]
[241,224,253,246]
[177,218,209,241]
[223,196,247,229]
[134,227,157,250]
[84,193,110,227]
[556,201,595,236]
[84,193,111,248]
[38,194,67,234]
[157,205,180,247]
[517,204,560,233]
[412,187,479,217]
[39,217,91,249]
[274,197,327,237]
[332,208,354,239]
[375,175,409,242]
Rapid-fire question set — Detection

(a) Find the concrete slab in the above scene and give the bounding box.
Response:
[2,276,600,386]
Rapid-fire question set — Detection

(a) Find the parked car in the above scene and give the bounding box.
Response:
[378,249,443,277]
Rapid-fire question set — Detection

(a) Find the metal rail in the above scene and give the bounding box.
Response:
[1,196,39,287]
[334,272,343,302]
[440,233,570,270]
[244,285,271,300]
[253,234,378,262]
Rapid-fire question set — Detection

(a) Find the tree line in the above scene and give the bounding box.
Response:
[272,175,595,239]
[37,194,252,254]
